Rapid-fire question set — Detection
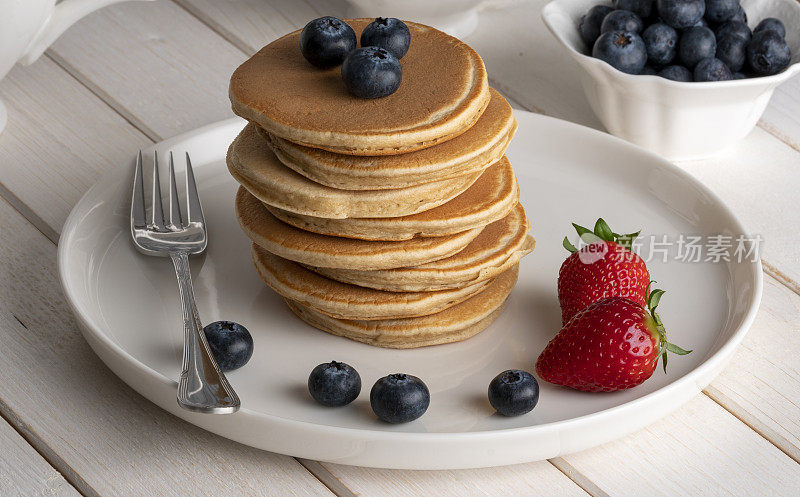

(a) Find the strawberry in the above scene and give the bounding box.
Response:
[558,218,649,325]
[535,288,691,392]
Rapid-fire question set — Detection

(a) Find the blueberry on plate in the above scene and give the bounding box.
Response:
[732,71,747,79]
[370,373,429,423]
[360,17,412,59]
[754,18,786,39]
[716,34,747,72]
[687,17,709,29]
[203,321,254,372]
[715,21,751,43]
[342,47,402,98]
[656,0,705,30]
[640,64,659,75]
[678,26,716,68]
[593,31,648,74]
[600,10,644,34]
[694,57,733,81]
[658,64,693,81]
[730,4,747,25]
[747,30,791,76]
[488,370,539,417]
[612,0,654,19]
[580,5,615,47]
[704,0,740,24]
[308,361,361,407]
[643,22,678,66]
[300,17,357,69]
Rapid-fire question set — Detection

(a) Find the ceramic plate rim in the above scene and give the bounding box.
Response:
[57,112,762,458]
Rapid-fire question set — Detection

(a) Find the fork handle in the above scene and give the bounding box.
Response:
[170,251,240,414]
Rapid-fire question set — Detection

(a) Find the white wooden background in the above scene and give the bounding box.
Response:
[0,1,798,495]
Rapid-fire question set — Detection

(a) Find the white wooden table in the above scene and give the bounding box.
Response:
[0,1,798,495]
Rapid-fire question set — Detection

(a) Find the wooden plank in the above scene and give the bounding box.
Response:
[562,394,800,496]
[761,0,800,149]
[0,57,150,239]
[0,195,335,497]
[676,127,800,287]
[322,460,591,497]
[706,274,800,462]
[174,0,327,55]
[761,83,800,152]
[0,417,81,497]
[49,0,247,140]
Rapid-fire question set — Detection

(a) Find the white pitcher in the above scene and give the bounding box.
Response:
[0,0,152,133]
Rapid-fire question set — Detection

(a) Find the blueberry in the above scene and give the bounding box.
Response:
[593,31,647,74]
[341,47,402,98]
[687,17,709,29]
[729,4,747,24]
[580,5,615,48]
[704,0,740,24]
[203,321,253,372]
[640,64,659,74]
[370,373,429,423]
[679,26,717,68]
[643,22,678,66]
[747,30,791,76]
[360,17,411,59]
[716,34,747,72]
[732,71,747,79]
[754,18,786,39]
[612,0,654,19]
[601,10,644,34]
[308,361,361,407]
[715,21,751,42]
[658,64,693,80]
[300,17,357,69]
[694,57,733,81]
[488,370,539,417]
[657,0,705,29]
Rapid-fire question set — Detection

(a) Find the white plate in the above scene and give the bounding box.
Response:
[58,112,762,469]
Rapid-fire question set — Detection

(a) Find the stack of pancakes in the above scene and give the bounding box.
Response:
[227,19,534,348]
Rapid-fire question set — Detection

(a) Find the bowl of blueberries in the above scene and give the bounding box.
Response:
[542,0,800,159]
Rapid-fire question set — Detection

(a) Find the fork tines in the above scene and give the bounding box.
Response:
[131,150,205,232]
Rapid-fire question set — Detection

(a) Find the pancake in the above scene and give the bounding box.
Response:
[309,203,533,291]
[229,19,490,156]
[251,245,491,320]
[286,265,519,348]
[228,123,481,219]
[236,187,482,270]
[267,156,518,241]
[263,88,516,190]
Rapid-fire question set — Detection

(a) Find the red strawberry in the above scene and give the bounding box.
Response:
[536,288,691,392]
[558,218,649,325]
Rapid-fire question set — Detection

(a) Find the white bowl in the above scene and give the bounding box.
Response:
[542,0,800,160]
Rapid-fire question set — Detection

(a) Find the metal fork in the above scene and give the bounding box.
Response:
[131,150,240,414]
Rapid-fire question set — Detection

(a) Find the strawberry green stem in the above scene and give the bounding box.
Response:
[564,218,641,252]
[645,286,692,373]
